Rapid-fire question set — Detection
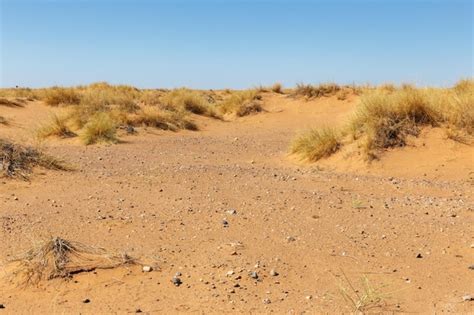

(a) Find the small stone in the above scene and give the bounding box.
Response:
[286,236,296,242]
[227,209,237,215]
[135,309,142,313]
[416,253,423,258]
[250,271,258,279]
[175,271,182,277]
[82,298,91,304]
[468,265,474,270]
[305,295,312,300]
[462,295,473,301]
[226,270,234,276]
[270,269,278,276]
[222,219,229,227]
[142,266,152,272]
[0,304,4,309]
[172,277,182,287]
[262,298,271,304]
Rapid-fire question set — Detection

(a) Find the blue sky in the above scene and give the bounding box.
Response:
[1,0,472,88]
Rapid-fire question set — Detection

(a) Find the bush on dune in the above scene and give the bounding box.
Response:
[291,79,474,161]
[81,112,118,145]
[291,128,341,161]
[37,114,76,139]
[0,139,67,179]
[219,90,263,116]
[43,87,81,106]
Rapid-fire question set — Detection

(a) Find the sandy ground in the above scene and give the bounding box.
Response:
[0,94,473,314]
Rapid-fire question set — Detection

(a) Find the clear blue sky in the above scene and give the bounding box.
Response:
[1,0,472,89]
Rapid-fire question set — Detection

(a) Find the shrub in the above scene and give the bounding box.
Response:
[294,83,341,99]
[271,82,283,94]
[37,114,76,139]
[291,128,341,161]
[43,87,81,106]
[131,107,197,131]
[161,89,219,118]
[350,88,438,151]
[81,112,118,145]
[0,139,67,179]
[219,90,262,116]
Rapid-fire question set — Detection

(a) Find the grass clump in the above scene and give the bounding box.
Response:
[131,107,197,131]
[0,98,24,107]
[271,82,284,94]
[81,112,118,145]
[43,87,81,106]
[294,83,341,99]
[0,139,67,179]
[161,89,220,118]
[8,237,134,285]
[37,114,76,139]
[350,88,439,152]
[291,127,341,161]
[219,90,263,116]
[337,271,391,313]
[291,79,474,162]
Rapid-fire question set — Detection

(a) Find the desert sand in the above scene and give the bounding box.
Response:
[0,92,473,313]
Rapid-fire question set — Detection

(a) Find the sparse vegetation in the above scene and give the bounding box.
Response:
[43,87,81,106]
[293,83,341,99]
[291,127,341,161]
[219,90,263,116]
[271,82,283,94]
[81,112,118,145]
[8,237,134,285]
[337,272,391,313]
[291,79,474,161]
[131,106,197,131]
[161,89,220,118]
[0,98,24,107]
[0,139,67,179]
[37,114,76,139]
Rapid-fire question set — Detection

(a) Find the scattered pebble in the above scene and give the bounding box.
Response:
[172,277,182,287]
[262,298,271,304]
[270,269,278,276]
[142,265,152,272]
[462,295,473,301]
[468,265,474,270]
[0,304,4,309]
[222,219,229,227]
[250,271,258,279]
[82,298,90,304]
[226,209,237,215]
[416,253,423,258]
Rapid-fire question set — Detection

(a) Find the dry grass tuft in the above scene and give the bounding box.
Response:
[291,79,474,161]
[0,98,24,107]
[271,82,284,94]
[293,83,341,99]
[291,128,341,161]
[43,87,81,106]
[219,90,263,116]
[337,271,392,313]
[350,88,439,153]
[37,114,76,139]
[161,89,220,118]
[0,139,67,179]
[131,107,197,131]
[8,237,134,285]
[81,112,118,145]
